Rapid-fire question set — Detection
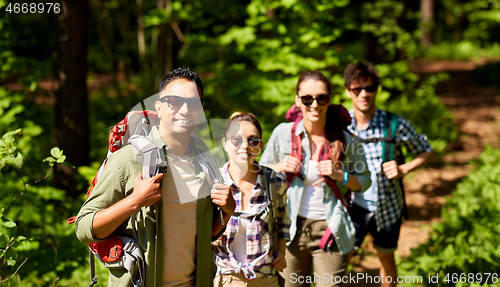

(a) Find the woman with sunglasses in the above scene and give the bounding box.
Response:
[260,70,371,287]
[213,112,291,287]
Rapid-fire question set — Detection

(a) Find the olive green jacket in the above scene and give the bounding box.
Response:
[76,126,222,287]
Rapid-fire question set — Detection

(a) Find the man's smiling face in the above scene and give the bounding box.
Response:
[155,79,203,137]
[346,77,377,114]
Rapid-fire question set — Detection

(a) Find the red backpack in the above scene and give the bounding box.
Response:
[68,109,160,227]
[68,109,161,287]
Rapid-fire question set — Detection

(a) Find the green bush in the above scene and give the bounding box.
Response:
[0,87,89,286]
[399,145,500,286]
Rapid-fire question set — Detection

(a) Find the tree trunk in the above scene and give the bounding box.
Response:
[52,0,90,197]
[136,0,148,74]
[420,0,434,47]
[165,0,174,77]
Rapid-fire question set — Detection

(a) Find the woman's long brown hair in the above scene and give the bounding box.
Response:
[296,70,347,163]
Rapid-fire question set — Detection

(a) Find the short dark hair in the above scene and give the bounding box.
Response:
[343,62,380,89]
[296,70,331,95]
[159,67,204,98]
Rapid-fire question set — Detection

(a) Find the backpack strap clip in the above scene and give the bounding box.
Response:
[128,135,163,180]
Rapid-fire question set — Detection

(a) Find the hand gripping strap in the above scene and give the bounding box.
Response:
[318,144,351,251]
[191,135,226,226]
[128,135,163,180]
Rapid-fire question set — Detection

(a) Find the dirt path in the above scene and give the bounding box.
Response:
[348,73,500,286]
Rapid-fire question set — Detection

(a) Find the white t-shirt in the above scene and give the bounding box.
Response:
[298,160,326,219]
[163,153,202,287]
[231,210,252,263]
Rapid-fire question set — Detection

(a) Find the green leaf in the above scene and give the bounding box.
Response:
[62,162,75,169]
[2,129,22,139]
[29,81,37,92]
[14,152,23,167]
[7,258,16,266]
[3,221,16,228]
[50,147,61,158]
[56,155,66,163]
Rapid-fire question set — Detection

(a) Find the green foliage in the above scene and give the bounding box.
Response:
[0,129,23,169]
[43,147,75,169]
[0,129,35,283]
[0,128,87,285]
[3,0,499,283]
[399,146,500,286]
[0,86,86,285]
[361,0,420,60]
[0,208,31,283]
[382,69,458,155]
[80,0,462,156]
[426,41,500,61]
[429,0,500,61]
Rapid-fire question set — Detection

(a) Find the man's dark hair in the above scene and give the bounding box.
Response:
[159,67,204,98]
[343,62,380,89]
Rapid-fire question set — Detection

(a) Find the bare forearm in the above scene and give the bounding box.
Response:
[92,196,140,240]
[344,173,361,191]
[400,151,433,175]
[278,239,287,255]
[329,170,361,191]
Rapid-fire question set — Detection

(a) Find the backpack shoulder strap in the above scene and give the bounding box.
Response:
[381,111,398,162]
[191,135,223,184]
[128,135,163,179]
[380,112,409,219]
[264,167,279,215]
[287,120,303,184]
[358,111,399,146]
[191,135,227,227]
[262,167,280,257]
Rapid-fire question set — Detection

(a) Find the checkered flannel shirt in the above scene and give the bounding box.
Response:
[348,108,433,230]
[213,162,290,279]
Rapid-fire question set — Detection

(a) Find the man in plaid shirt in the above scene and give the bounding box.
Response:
[344,63,433,287]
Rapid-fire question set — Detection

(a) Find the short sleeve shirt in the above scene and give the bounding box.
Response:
[347,108,433,230]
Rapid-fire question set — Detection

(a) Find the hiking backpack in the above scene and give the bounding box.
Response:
[358,111,409,219]
[69,108,223,287]
[66,109,163,287]
[261,167,286,285]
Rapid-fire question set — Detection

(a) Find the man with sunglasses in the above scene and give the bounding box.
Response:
[343,62,433,287]
[76,67,235,287]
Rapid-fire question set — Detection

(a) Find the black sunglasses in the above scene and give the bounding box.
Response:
[299,94,330,106]
[159,95,204,111]
[349,85,378,96]
[230,135,261,148]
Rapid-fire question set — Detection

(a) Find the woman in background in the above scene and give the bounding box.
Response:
[260,70,371,287]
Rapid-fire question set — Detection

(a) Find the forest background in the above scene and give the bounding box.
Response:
[0,0,499,286]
